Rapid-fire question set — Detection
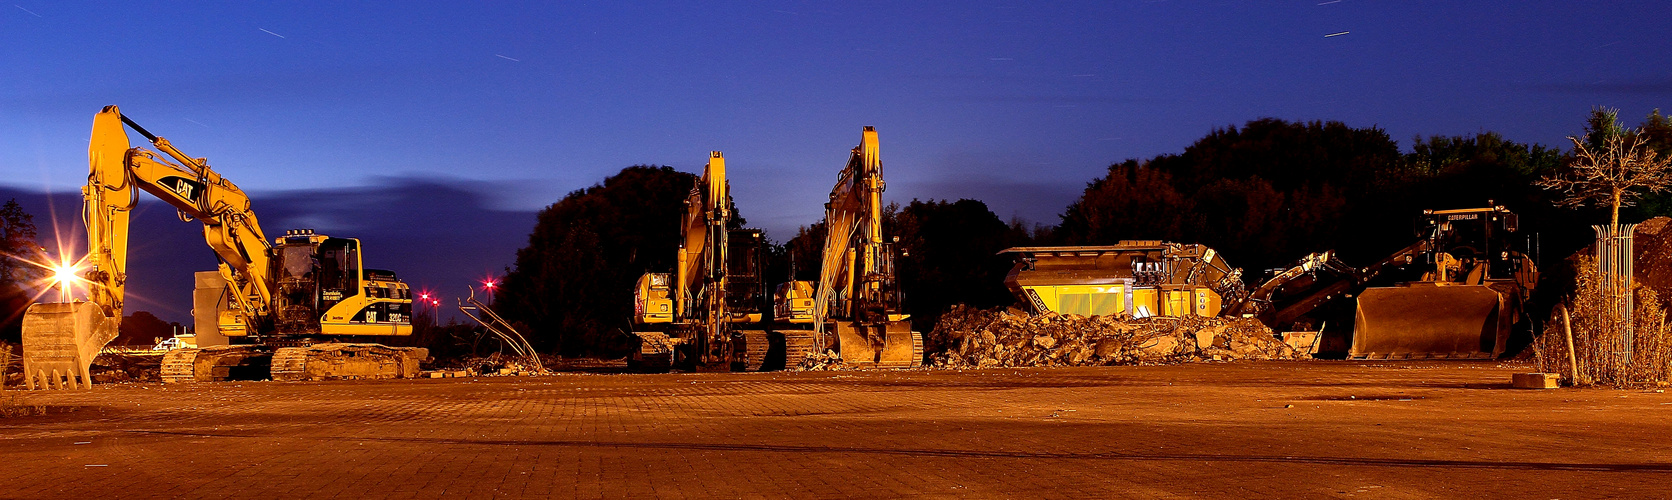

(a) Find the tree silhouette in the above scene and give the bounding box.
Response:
[1536,108,1672,230]
[1,199,41,343]
[497,166,702,357]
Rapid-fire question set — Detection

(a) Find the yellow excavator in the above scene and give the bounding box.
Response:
[20,106,423,388]
[629,152,775,371]
[772,126,922,368]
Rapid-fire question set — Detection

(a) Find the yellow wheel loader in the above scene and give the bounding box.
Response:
[20,106,423,388]
[772,127,921,369]
[1350,206,1537,359]
[1226,205,1538,359]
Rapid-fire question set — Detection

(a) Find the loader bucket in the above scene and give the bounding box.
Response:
[20,301,118,389]
[1351,284,1508,359]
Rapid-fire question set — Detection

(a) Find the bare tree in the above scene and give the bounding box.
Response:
[1536,109,1672,230]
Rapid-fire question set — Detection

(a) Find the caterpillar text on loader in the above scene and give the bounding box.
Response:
[998,241,1245,319]
[629,152,781,371]
[20,106,424,388]
[772,126,922,368]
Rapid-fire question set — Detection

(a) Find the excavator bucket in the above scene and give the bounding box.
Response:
[831,322,878,367]
[830,321,923,369]
[877,321,923,369]
[1351,284,1509,359]
[20,302,118,389]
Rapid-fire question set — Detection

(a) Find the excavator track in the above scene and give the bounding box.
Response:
[877,327,924,369]
[630,332,675,373]
[736,330,821,371]
[781,330,819,370]
[738,330,771,371]
[160,345,271,383]
[269,343,428,381]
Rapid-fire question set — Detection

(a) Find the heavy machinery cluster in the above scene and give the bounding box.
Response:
[16,106,1544,388]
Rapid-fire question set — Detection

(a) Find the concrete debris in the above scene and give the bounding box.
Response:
[927,305,1307,368]
[796,350,848,371]
[447,353,547,376]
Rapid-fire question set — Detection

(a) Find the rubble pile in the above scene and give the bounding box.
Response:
[449,352,547,375]
[796,350,848,371]
[927,305,1306,368]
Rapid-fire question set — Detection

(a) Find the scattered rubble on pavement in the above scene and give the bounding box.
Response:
[926,305,1311,369]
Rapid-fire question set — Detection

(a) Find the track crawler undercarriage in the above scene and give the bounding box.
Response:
[161,343,428,383]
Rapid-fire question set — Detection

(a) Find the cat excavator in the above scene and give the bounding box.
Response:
[772,126,923,368]
[20,106,423,388]
[629,152,775,371]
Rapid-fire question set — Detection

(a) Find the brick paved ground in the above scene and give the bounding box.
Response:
[3,361,1671,498]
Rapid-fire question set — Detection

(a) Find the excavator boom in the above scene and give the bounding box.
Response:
[795,127,920,368]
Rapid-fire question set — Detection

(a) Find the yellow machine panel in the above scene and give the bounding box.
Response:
[1003,242,1238,319]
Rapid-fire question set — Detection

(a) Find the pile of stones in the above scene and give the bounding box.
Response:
[926,305,1309,368]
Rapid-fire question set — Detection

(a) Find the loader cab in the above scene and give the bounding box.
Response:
[1416,206,1526,282]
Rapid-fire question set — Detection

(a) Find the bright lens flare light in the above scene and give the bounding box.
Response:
[10,249,92,303]
[52,264,77,288]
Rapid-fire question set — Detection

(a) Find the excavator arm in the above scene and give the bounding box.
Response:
[804,126,920,368]
[813,126,882,331]
[84,105,273,334]
[23,105,274,389]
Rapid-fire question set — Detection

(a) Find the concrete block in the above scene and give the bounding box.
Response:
[1513,372,1559,389]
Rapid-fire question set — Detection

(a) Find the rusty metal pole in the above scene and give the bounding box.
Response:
[1562,304,1580,386]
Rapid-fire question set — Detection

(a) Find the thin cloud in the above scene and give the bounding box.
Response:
[1531,78,1672,96]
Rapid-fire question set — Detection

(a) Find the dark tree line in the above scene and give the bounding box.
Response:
[500,112,1672,357]
[496,166,707,357]
[1,199,42,344]
[1058,119,1587,275]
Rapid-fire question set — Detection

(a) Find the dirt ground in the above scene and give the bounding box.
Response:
[3,361,1670,499]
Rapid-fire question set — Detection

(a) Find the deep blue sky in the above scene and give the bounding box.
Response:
[4,1,1671,321]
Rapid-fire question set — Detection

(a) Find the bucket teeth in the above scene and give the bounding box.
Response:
[20,302,118,390]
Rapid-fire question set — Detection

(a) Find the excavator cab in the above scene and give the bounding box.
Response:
[773,281,817,323]
[268,229,412,338]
